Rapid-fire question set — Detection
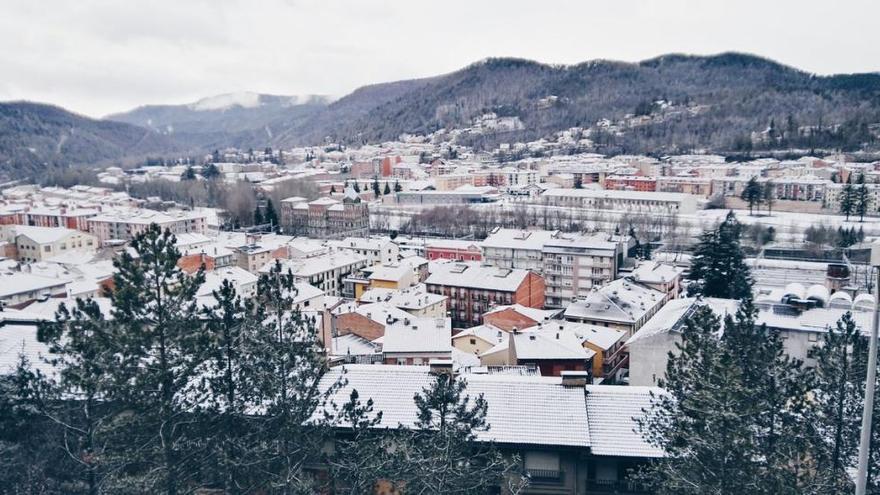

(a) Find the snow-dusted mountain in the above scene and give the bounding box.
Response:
[107,92,332,149]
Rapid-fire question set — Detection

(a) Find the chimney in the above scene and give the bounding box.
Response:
[429,359,454,375]
[561,371,589,387]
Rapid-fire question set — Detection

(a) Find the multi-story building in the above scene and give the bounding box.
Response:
[541,233,622,308]
[425,262,545,328]
[603,175,657,192]
[262,250,368,297]
[5,225,98,263]
[87,209,208,243]
[424,239,482,262]
[326,237,399,266]
[656,176,714,197]
[481,228,559,272]
[541,189,699,214]
[564,278,666,338]
[280,189,369,239]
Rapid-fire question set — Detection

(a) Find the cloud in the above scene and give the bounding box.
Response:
[1,0,878,117]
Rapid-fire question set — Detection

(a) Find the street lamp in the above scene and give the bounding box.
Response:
[855,244,880,495]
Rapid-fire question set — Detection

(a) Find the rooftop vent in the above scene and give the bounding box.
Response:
[561,371,589,387]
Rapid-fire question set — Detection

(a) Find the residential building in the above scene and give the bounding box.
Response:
[87,209,208,243]
[426,262,545,328]
[0,273,70,308]
[542,233,622,308]
[479,329,596,377]
[280,189,369,239]
[482,304,561,332]
[628,261,685,303]
[261,250,368,297]
[381,316,453,365]
[425,239,482,262]
[482,228,559,272]
[359,284,447,318]
[316,365,663,494]
[564,278,666,337]
[5,225,97,263]
[327,236,399,266]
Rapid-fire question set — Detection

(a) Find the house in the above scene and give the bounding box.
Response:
[5,225,97,263]
[479,329,596,377]
[0,272,70,308]
[261,250,368,297]
[425,239,483,262]
[195,266,259,306]
[628,261,685,302]
[368,262,415,291]
[359,284,447,318]
[425,262,545,328]
[564,278,666,337]
[332,302,412,341]
[381,316,453,365]
[482,304,561,332]
[327,236,399,266]
[532,320,628,383]
[451,324,505,356]
[315,364,664,494]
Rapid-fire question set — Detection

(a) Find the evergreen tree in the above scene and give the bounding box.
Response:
[741,176,763,216]
[840,175,855,221]
[809,312,867,491]
[394,180,402,192]
[108,224,206,493]
[264,199,279,230]
[855,173,871,222]
[253,204,264,226]
[15,299,119,495]
[353,182,361,193]
[383,182,391,195]
[249,260,343,492]
[638,299,819,494]
[327,390,389,494]
[686,211,753,299]
[202,162,221,180]
[211,149,221,163]
[763,181,775,216]
[372,177,380,196]
[394,372,526,493]
[573,175,583,189]
[193,280,258,492]
[330,185,336,194]
[181,166,197,181]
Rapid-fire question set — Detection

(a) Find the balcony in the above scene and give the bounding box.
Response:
[526,468,564,483]
[586,479,651,494]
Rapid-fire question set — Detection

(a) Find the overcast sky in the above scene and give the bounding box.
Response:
[2,0,878,118]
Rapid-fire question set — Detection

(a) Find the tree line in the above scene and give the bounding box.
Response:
[645,211,880,493]
[0,225,522,494]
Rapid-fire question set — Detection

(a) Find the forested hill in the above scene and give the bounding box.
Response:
[4,52,880,180]
[284,53,880,153]
[0,102,178,180]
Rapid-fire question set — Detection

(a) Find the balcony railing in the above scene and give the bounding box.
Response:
[586,479,651,494]
[526,468,563,483]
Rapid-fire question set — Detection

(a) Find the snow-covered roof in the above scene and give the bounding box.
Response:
[14,225,83,244]
[426,262,530,292]
[381,317,452,354]
[564,279,664,324]
[316,364,663,454]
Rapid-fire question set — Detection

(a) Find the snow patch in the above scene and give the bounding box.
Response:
[189,92,262,111]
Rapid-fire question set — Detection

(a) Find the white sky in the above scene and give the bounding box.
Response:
[2,0,878,118]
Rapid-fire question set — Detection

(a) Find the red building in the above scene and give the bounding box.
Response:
[425,240,482,262]
[603,176,657,192]
[425,262,545,328]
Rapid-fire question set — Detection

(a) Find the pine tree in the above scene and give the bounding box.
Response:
[855,173,871,222]
[686,211,753,299]
[327,390,389,494]
[202,162,221,180]
[809,312,867,490]
[763,181,775,216]
[573,175,583,189]
[383,182,391,195]
[741,176,763,216]
[194,279,258,492]
[17,299,119,495]
[353,182,361,193]
[264,199,279,230]
[181,166,197,181]
[394,372,526,493]
[249,260,343,491]
[253,204,264,226]
[394,180,402,193]
[330,185,336,194]
[638,299,818,494]
[840,175,855,221]
[372,177,380,196]
[108,224,206,493]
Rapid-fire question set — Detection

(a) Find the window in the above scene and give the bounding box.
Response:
[469,338,477,345]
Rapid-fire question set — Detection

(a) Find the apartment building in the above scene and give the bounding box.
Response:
[542,233,622,308]
[8,225,98,263]
[280,189,369,239]
[482,228,559,272]
[87,209,208,243]
[425,262,545,328]
[541,189,699,214]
